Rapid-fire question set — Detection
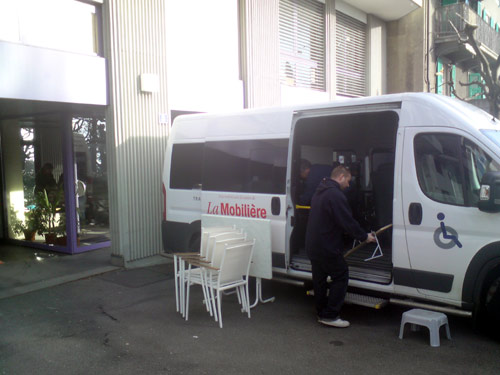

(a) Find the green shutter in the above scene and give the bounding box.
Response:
[437,59,444,95]
[451,65,456,98]
[469,72,484,98]
[441,0,457,5]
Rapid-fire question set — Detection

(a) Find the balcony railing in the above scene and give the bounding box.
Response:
[435,3,500,55]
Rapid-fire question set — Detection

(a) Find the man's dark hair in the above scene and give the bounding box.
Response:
[331,165,350,179]
[42,163,54,171]
[300,159,311,174]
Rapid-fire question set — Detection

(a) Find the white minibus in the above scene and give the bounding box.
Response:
[162,93,500,328]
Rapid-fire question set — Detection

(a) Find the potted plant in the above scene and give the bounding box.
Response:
[8,207,41,241]
[22,210,41,240]
[36,188,64,244]
[55,211,68,246]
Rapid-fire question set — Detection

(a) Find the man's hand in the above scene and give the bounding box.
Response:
[366,232,376,243]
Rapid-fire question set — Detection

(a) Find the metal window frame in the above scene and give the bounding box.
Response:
[279,0,326,91]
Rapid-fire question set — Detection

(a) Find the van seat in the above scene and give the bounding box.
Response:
[371,162,394,228]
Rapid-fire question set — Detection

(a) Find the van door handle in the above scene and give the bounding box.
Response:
[271,197,281,216]
[409,202,423,225]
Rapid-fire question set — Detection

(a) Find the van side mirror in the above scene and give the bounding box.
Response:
[478,171,500,213]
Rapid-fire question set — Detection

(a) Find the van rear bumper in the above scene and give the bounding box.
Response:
[162,219,201,253]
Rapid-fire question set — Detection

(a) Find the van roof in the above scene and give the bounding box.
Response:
[170,92,499,142]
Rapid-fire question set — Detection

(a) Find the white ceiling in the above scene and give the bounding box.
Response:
[342,0,422,21]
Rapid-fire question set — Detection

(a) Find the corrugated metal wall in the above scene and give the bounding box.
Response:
[240,0,281,108]
[103,0,169,264]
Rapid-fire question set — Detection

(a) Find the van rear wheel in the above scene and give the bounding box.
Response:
[188,232,201,252]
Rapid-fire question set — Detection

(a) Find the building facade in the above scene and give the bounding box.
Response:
[388,0,500,113]
[4,0,498,266]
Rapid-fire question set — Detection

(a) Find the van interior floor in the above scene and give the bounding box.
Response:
[290,244,392,285]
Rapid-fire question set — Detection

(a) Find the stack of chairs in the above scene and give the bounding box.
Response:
[174,226,256,328]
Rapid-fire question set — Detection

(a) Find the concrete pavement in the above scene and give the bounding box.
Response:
[1,260,500,375]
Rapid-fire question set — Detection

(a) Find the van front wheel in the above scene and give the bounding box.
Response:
[477,269,500,338]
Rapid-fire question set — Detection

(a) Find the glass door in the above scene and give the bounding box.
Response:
[72,115,109,249]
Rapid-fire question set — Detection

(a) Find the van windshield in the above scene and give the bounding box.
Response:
[481,129,500,148]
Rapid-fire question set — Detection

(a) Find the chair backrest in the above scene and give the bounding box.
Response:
[200,227,239,258]
[211,236,248,268]
[206,231,246,263]
[218,240,255,285]
[201,226,236,235]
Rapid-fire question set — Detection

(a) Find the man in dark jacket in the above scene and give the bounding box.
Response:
[306,165,375,328]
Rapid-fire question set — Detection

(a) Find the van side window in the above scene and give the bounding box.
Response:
[414,133,465,205]
[170,143,204,189]
[462,139,500,205]
[203,139,288,194]
[414,133,500,207]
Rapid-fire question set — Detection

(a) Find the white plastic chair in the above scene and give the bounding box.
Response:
[176,228,241,317]
[173,226,236,316]
[184,233,247,321]
[205,239,256,328]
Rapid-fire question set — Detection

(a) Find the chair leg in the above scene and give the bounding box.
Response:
[185,267,192,321]
[174,255,179,313]
[399,321,406,339]
[182,260,187,317]
[217,290,223,328]
[445,323,452,340]
[236,287,242,305]
[200,270,213,317]
[429,324,440,347]
[238,286,246,313]
[207,273,218,322]
[245,283,251,318]
[210,287,218,322]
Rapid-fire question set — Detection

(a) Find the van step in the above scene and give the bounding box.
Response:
[345,292,388,309]
[306,291,388,310]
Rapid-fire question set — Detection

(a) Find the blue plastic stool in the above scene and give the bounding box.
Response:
[399,308,451,347]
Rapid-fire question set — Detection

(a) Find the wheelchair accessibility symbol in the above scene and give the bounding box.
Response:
[433,212,462,249]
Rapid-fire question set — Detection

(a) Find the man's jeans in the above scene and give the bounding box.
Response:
[310,254,349,319]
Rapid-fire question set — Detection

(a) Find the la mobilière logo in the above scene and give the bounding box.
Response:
[207,202,267,219]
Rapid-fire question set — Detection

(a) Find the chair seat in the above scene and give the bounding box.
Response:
[399,308,451,347]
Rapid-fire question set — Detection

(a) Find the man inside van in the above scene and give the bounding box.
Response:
[306,165,375,328]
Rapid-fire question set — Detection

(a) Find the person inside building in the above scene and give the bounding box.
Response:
[305,165,375,328]
[35,163,57,196]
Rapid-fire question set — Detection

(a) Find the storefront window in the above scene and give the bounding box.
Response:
[3,115,66,245]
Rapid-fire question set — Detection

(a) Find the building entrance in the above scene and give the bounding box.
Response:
[0,104,110,254]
